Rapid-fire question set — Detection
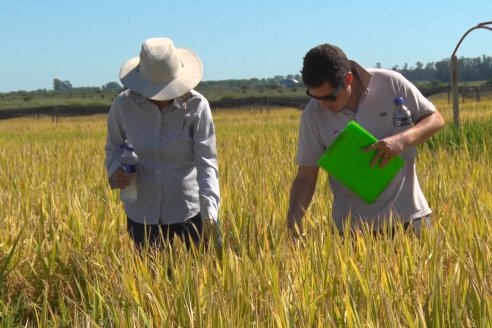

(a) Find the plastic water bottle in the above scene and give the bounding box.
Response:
[393,96,412,127]
[120,143,138,203]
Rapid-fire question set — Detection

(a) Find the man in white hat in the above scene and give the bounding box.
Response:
[105,37,220,251]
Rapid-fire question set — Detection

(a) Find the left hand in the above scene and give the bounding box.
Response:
[202,218,216,238]
[364,134,405,168]
[202,218,222,256]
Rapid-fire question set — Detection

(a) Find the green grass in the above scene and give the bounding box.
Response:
[0,97,491,326]
[0,92,116,110]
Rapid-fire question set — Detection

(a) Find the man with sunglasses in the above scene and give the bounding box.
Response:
[287,43,445,238]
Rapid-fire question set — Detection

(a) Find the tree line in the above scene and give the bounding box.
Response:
[52,79,123,93]
[200,55,492,91]
[384,55,492,85]
[1,55,491,98]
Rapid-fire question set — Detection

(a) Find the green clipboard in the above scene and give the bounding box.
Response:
[317,120,404,203]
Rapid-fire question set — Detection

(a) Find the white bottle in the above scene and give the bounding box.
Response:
[393,96,413,127]
[120,143,138,203]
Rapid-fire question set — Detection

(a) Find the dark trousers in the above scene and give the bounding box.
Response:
[127,213,203,250]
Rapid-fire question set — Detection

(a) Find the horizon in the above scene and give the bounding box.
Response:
[1,53,489,94]
[1,1,491,93]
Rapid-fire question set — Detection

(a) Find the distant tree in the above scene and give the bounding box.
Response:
[272,75,284,83]
[53,79,72,91]
[434,59,451,82]
[53,79,62,90]
[101,81,123,93]
[266,78,279,88]
[400,63,410,77]
[412,61,425,81]
[248,78,260,88]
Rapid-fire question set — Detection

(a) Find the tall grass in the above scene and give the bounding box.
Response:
[0,97,491,327]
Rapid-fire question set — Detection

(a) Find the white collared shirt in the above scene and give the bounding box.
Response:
[105,89,220,224]
[297,61,436,232]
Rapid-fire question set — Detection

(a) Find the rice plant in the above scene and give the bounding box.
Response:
[0,96,491,327]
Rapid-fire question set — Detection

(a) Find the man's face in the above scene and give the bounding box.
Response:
[306,75,348,112]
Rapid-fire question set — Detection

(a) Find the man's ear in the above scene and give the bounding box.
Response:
[345,71,353,86]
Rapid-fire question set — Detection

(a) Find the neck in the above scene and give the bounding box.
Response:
[346,73,362,112]
[150,99,173,109]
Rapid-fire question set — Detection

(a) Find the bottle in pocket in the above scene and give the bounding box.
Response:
[393,96,412,127]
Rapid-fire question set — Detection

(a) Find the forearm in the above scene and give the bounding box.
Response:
[400,111,445,148]
[287,177,316,232]
[195,153,220,221]
[105,101,126,180]
[193,102,220,220]
[197,175,220,221]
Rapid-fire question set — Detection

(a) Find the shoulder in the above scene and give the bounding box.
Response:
[108,90,147,120]
[302,99,321,117]
[367,68,410,86]
[176,90,210,111]
[300,99,331,133]
[111,89,141,108]
[351,60,408,84]
[364,68,421,99]
[301,98,337,123]
[182,90,209,104]
[109,90,129,113]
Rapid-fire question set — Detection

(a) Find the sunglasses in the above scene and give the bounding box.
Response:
[306,76,345,102]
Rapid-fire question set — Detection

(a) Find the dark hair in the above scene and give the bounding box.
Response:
[301,44,351,88]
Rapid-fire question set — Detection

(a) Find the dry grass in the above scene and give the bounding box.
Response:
[0,97,491,327]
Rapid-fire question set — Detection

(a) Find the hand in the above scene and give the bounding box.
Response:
[202,218,215,235]
[109,167,132,189]
[287,217,304,240]
[202,218,223,258]
[364,134,405,168]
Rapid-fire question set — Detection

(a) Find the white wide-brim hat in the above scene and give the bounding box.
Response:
[119,37,203,101]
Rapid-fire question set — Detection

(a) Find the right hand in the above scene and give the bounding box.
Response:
[110,167,132,189]
[287,217,303,239]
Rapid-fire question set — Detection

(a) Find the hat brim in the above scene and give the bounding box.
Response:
[119,48,203,101]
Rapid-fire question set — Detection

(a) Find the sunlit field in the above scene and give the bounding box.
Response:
[0,96,491,327]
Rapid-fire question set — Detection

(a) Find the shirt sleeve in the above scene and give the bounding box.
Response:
[296,106,325,167]
[192,99,220,221]
[105,95,126,188]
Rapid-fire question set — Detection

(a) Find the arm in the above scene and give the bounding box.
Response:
[105,96,128,188]
[193,100,220,223]
[398,110,445,146]
[287,165,319,238]
[367,110,445,167]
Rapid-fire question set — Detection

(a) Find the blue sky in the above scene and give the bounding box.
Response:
[0,0,491,92]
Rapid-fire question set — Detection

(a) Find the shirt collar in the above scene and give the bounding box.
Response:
[349,60,372,91]
[129,90,189,110]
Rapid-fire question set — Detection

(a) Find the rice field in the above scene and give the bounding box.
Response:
[0,97,491,327]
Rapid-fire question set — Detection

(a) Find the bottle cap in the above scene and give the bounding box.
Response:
[394,96,404,105]
[125,143,135,151]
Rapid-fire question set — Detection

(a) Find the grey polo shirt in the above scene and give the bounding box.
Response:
[297,61,436,232]
[105,89,220,225]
